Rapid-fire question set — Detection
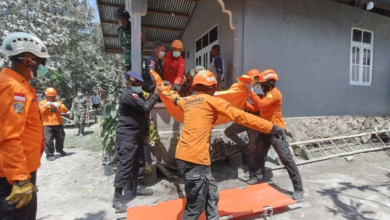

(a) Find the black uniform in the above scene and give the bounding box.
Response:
[142,54,163,93]
[114,87,159,188]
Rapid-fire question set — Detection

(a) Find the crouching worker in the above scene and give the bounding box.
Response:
[112,71,162,213]
[245,69,304,202]
[173,70,285,220]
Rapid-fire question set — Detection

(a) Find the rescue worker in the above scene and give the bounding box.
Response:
[224,69,264,174]
[114,8,145,72]
[174,70,286,220]
[0,32,49,220]
[245,69,304,202]
[142,41,165,93]
[70,88,90,137]
[39,88,68,161]
[209,45,224,90]
[112,71,162,213]
[162,39,185,91]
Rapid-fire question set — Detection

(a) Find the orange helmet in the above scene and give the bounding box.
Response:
[259,69,279,82]
[171,39,183,49]
[192,70,217,87]
[45,87,57,96]
[246,69,261,78]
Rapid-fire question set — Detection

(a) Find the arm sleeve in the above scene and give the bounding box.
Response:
[249,91,274,110]
[0,86,31,183]
[209,97,273,134]
[174,59,185,84]
[215,57,223,75]
[123,92,160,113]
[243,101,259,112]
[59,101,68,113]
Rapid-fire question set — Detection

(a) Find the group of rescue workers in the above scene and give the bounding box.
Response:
[0,7,303,220]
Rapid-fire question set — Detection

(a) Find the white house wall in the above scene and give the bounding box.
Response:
[181,0,235,86]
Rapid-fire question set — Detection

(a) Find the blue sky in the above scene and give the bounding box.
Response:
[88,0,100,22]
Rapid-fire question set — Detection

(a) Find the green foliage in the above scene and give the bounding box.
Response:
[101,101,120,157]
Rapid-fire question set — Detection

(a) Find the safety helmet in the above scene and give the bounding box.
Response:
[192,70,217,87]
[45,88,57,96]
[0,32,49,58]
[259,69,279,82]
[171,40,183,49]
[246,69,261,78]
[114,8,130,19]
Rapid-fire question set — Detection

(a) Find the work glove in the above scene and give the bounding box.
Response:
[269,125,286,141]
[6,182,38,209]
[44,101,52,107]
[172,84,181,92]
[52,102,60,108]
[245,82,253,91]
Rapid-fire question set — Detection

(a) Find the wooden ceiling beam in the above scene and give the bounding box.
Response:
[147,10,190,18]
[142,26,183,32]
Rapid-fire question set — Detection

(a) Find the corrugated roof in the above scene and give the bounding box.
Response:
[97,0,197,55]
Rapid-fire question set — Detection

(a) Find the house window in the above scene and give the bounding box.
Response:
[350,28,374,86]
[194,25,218,69]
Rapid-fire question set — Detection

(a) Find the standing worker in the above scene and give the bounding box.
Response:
[39,88,68,161]
[224,69,264,176]
[114,8,145,72]
[112,71,162,213]
[209,45,225,90]
[174,70,285,220]
[70,88,90,137]
[142,41,166,93]
[245,69,304,202]
[163,39,185,91]
[0,32,49,220]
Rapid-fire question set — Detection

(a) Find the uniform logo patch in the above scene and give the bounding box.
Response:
[148,64,155,70]
[267,93,273,98]
[14,101,25,114]
[131,93,138,99]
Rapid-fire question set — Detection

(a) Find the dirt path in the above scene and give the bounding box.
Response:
[36,124,390,220]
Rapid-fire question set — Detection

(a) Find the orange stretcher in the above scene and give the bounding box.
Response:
[127,183,296,220]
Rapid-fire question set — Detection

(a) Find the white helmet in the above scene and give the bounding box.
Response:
[0,32,49,58]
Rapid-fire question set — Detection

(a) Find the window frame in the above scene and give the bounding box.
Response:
[350,27,374,86]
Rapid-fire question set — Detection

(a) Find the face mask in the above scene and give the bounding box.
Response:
[132,86,142,94]
[18,57,48,79]
[158,51,165,59]
[172,51,181,58]
[77,93,83,97]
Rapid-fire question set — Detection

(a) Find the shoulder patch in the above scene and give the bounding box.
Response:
[14,92,26,102]
[150,60,155,64]
[131,93,139,99]
[267,93,273,98]
[148,64,155,70]
[14,101,25,114]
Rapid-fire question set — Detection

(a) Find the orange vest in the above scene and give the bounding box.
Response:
[176,93,273,165]
[246,87,285,129]
[0,68,44,184]
[39,100,68,126]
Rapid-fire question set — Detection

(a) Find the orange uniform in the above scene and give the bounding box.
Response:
[175,93,273,165]
[163,51,185,85]
[39,100,68,126]
[245,87,285,129]
[0,68,44,184]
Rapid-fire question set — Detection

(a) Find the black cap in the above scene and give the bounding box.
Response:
[153,40,165,48]
[77,88,83,92]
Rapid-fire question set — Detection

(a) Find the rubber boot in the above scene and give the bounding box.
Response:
[112,188,127,213]
[79,124,84,137]
[132,179,153,196]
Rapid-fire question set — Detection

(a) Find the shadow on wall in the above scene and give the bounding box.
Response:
[317,178,390,220]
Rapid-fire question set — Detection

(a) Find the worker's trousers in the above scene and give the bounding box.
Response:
[224,123,259,169]
[177,160,219,220]
[254,133,303,191]
[114,134,145,189]
[0,171,37,220]
[44,125,65,157]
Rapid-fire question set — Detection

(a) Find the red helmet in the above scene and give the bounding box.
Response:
[259,69,279,82]
[192,70,217,87]
[45,87,57,96]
